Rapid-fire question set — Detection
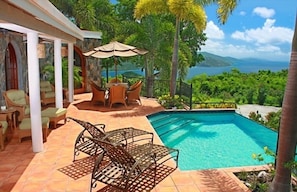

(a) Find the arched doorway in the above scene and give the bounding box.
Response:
[74,46,86,94]
[5,43,18,90]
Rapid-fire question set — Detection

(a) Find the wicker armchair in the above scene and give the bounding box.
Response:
[67,117,153,161]
[127,80,142,105]
[3,89,30,122]
[109,85,127,108]
[0,114,9,150]
[40,81,55,105]
[89,137,179,192]
[89,81,106,106]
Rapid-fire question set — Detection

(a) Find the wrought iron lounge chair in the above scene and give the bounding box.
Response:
[89,137,179,192]
[67,117,154,161]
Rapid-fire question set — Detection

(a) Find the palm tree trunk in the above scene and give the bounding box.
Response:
[145,56,154,97]
[170,18,180,97]
[269,14,297,192]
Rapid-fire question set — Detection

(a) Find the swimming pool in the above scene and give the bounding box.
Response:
[147,110,277,171]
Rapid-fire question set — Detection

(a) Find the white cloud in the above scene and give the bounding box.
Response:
[239,11,246,16]
[204,21,224,39]
[201,39,290,61]
[231,31,252,42]
[201,19,292,61]
[253,7,275,18]
[256,44,281,52]
[231,19,293,44]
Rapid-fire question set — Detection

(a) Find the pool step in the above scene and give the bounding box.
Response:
[157,119,195,137]
[148,114,171,125]
[150,117,182,130]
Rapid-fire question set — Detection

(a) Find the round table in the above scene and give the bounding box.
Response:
[0,107,17,131]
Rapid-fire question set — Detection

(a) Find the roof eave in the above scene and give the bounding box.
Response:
[7,0,84,41]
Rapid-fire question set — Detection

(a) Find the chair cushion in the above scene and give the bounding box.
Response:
[6,90,27,105]
[0,121,8,134]
[40,81,53,92]
[19,117,49,130]
[41,108,67,118]
[24,105,30,115]
[43,92,55,98]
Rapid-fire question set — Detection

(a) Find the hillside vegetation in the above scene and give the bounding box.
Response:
[189,69,288,107]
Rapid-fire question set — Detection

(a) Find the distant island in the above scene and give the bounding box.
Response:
[116,52,236,70]
[197,52,235,67]
[114,52,289,75]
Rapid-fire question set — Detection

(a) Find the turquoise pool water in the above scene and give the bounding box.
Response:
[147,111,277,171]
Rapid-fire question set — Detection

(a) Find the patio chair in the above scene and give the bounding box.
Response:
[109,85,127,108]
[89,80,106,106]
[67,117,153,161]
[89,137,179,192]
[40,80,55,105]
[3,89,30,122]
[0,114,9,150]
[127,80,142,105]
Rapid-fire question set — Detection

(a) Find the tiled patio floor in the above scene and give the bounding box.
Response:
[0,93,268,192]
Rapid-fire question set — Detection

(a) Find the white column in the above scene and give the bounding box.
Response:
[68,43,74,102]
[27,32,43,152]
[54,39,63,108]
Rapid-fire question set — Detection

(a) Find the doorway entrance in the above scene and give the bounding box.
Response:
[5,43,18,90]
[74,46,86,94]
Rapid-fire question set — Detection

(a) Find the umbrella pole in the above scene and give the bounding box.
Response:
[106,65,109,83]
[114,56,118,82]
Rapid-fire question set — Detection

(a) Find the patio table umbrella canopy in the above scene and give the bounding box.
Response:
[83,41,148,79]
[84,41,147,58]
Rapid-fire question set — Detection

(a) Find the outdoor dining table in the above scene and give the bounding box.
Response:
[0,107,17,131]
[105,82,129,89]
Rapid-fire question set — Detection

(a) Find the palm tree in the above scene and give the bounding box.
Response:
[134,0,238,97]
[269,14,297,192]
[134,0,207,96]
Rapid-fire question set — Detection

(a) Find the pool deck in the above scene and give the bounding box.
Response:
[0,93,269,192]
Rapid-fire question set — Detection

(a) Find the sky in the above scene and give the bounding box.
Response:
[202,0,296,61]
[110,0,296,62]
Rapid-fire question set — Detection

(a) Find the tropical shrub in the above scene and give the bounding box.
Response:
[157,95,184,109]
[189,69,287,107]
[249,110,281,131]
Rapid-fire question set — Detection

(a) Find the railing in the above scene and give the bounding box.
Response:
[176,80,193,110]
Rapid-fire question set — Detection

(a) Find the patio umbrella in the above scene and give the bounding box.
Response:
[83,41,148,80]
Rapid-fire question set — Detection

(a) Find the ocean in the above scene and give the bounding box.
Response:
[102,60,289,80]
[186,60,289,79]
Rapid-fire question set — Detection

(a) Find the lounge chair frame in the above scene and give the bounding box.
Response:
[89,137,179,192]
[67,117,154,161]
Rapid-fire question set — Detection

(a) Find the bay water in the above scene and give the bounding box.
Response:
[102,60,289,80]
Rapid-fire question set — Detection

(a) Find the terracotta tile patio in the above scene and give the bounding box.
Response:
[0,93,268,192]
